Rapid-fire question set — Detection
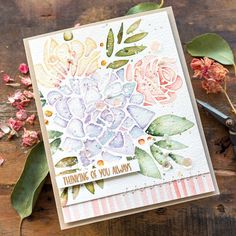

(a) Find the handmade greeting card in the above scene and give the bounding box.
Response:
[24,7,219,229]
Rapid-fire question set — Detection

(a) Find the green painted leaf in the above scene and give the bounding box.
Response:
[115,46,146,56]
[60,187,68,206]
[146,115,194,136]
[11,142,48,221]
[117,23,123,44]
[106,28,114,57]
[72,185,80,200]
[155,140,188,150]
[96,179,104,189]
[107,60,129,69]
[41,99,46,107]
[127,2,164,15]
[126,19,141,34]
[150,144,172,169]
[55,156,78,168]
[168,153,192,168]
[124,32,148,43]
[48,130,63,139]
[135,147,161,179]
[186,33,235,65]
[57,169,77,176]
[50,138,61,155]
[84,182,95,194]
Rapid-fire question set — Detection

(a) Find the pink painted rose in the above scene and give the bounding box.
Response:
[128,56,182,105]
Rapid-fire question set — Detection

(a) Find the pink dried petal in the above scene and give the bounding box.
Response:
[8,90,23,104]
[26,114,36,125]
[7,118,24,131]
[20,76,32,86]
[23,90,34,99]
[16,109,28,121]
[0,157,5,166]
[2,74,13,83]
[18,63,29,74]
[22,128,39,147]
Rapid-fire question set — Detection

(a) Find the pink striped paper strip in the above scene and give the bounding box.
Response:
[62,173,215,223]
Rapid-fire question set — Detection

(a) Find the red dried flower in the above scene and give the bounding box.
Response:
[190,57,228,82]
[2,74,13,83]
[7,118,24,131]
[20,76,32,86]
[26,114,36,125]
[16,109,28,121]
[201,79,223,94]
[22,129,39,147]
[18,63,29,74]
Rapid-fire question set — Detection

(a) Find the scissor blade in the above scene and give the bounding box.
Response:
[196,99,230,126]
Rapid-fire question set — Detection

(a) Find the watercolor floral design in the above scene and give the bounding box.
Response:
[35,19,193,205]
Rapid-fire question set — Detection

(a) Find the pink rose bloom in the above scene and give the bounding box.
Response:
[128,56,182,105]
[2,74,13,83]
[18,63,29,74]
[26,114,36,125]
[22,129,39,147]
[20,76,32,86]
[16,109,28,121]
[7,118,24,131]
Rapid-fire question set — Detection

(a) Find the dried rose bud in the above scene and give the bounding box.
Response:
[7,118,24,131]
[18,63,29,74]
[20,76,32,86]
[2,74,13,83]
[23,90,34,98]
[26,114,36,125]
[22,129,39,147]
[16,109,28,121]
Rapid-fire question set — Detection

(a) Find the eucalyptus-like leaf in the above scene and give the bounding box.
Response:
[135,147,161,179]
[186,33,235,65]
[11,142,48,225]
[126,19,141,34]
[150,144,172,170]
[48,130,63,139]
[168,153,192,168]
[115,46,146,56]
[84,182,95,194]
[72,185,80,200]
[117,23,123,44]
[124,32,148,43]
[60,187,68,206]
[96,179,104,189]
[155,140,188,150]
[107,60,129,69]
[106,28,114,57]
[50,138,61,155]
[127,2,164,15]
[146,114,194,136]
[55,156,78,168]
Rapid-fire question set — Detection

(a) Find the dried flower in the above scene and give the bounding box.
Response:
[26,114,36,125]
[7,118,24,131]
[2,74,13,83]
[22,129,39,147]
[16,109,28,121]
[18,63,29,74]
[190,57,228,82]
[201,79,223,94]
[8,90,31,108]
[20,76,32,86]
[23,90,34,98]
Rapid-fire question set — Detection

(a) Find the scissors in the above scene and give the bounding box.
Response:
[196,99,236,157]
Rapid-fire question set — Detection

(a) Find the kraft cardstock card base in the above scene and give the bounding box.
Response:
[24,7,219,229]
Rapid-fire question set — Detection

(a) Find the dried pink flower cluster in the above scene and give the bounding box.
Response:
[190,57,228,93]
[0,63,39,147]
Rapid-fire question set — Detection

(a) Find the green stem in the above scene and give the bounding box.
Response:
[234,64,236,77]
[222,88,236,115]
[159,0,164,8]
[18,218,23,236]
